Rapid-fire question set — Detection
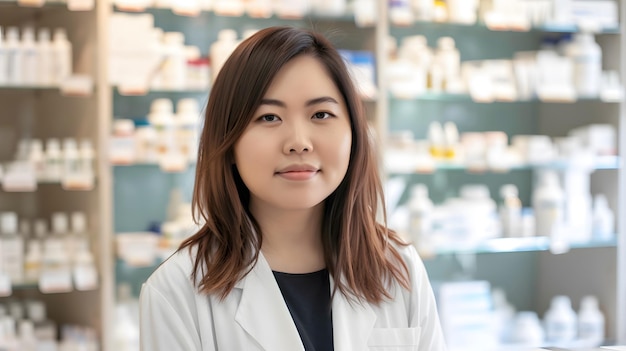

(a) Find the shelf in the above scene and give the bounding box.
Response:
[424,236,618,255]
[0,0,66,6]
[113,86,209,96]
[387,156,620,174]
[392,20,621,34]
[0,85,60,91]
[112,5,356,22]
[10,282,38,290]
[390,93,622,104]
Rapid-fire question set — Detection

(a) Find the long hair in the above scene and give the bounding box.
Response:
[180,26,409,304]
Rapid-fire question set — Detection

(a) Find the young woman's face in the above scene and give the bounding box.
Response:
[234,55,352,212]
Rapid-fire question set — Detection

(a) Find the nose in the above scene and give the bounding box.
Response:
[283,119,313,154]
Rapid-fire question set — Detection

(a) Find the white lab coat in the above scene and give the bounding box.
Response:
[139,243,447,351]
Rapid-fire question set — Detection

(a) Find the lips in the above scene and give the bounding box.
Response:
[276,164,319,174]
[275,164,320,181]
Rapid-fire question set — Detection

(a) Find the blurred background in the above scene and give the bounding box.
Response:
[0,0,624,350]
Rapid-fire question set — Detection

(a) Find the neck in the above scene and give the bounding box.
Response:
[250,200,326,273]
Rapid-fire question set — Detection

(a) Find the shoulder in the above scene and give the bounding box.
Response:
[389,241,430,287]
[142,247,198,300]
[391,242,424,270]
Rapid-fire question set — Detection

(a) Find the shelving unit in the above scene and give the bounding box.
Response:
[0,0,110,348]
[377,1,625,347]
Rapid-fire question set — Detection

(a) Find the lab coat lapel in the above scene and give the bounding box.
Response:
[331,275,377,351]
[234,253,304,351]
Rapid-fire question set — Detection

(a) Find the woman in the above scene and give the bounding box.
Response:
[140,26,447,351]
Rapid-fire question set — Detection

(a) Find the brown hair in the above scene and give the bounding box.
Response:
[180,26,409,304]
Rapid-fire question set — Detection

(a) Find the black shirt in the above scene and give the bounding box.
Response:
[273,269,334,351]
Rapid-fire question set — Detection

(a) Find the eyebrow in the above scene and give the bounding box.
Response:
[259,96,339,107]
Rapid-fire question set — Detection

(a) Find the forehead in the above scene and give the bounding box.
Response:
[262,55,343,100]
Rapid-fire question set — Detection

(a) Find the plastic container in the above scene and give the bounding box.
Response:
[509,311,545,346]
[500,184,522,238]
[162,32,187,90]
[578,295,605,347]
[592,193,615,240]
[52,28,72,85]
[544,295,577,344]
[5,27,22,85]
[21,27,38,86]
[37,28,54,86]
[407,184,434,249]
[567,33,602,98]
[532,171,564,237]
[116,232,159,266]
[210,29,239,83]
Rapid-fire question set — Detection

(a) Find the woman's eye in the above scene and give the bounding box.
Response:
[313,112,331,120]
[260,114,280,122]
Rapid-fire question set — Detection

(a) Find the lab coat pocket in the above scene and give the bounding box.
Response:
[367,327,421,351]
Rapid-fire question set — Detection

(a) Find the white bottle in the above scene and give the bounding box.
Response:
[40,213,72,293]
[532,171,564,237]
[37,28,54,86]
[176,98,200,162]
[275,0,310,19]
[62,138,80,185]
[413,0,434,21]
[500,184,522,237]
[149,98,176,156]
[0,316,19,351]
[18,319,37,351]
[52,28,72,85]
[78,139,96,181]
[492,288,516,342]
[544,295,577,344]
[592,194,614,240]
[28,139,46,182]
[0,212,25,284]
[407,184,434,250]
[21,27,38,86]
[24,238,42,284]
[244,0,272,17]
[509,311,545,346]
[389,0,414,26]
[0,26,7,85]
[577,295,605,347]
[436,37,461,90]
[162,32,187,90]
[5,27,22,85]
[212,0,244,16]
[210,29,238,83]
[567,33,602,98]
[311,0,345,16]
[25,300,57,341]
[72,236,97,291]
[353,0,377,27]
[45,139,63,182]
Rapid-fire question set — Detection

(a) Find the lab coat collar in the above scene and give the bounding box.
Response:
[233,253,377,351]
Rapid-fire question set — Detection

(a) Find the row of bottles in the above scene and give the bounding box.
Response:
[508,295,605,348]
[110,98,201,171]
[439,281,606,350]
[1,138,95,192]
[385,121,616,173]
[0,26,72,87]
[113,0,350,18]
[387,32,619,101]
[0,212,98,295]
[388,0,618,30]
[404,179,615,254]
[0,298,98,351]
